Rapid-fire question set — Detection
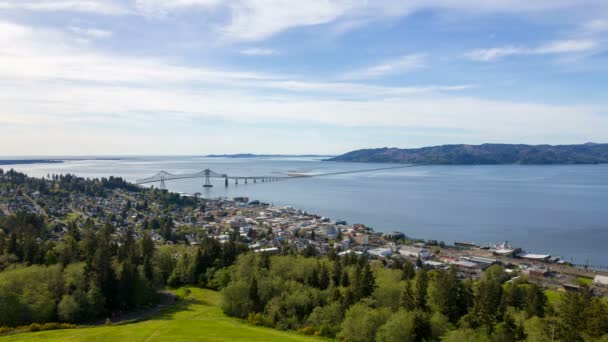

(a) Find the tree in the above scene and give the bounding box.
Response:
[428,267,471,323]
[359,263,376,299]
[376,310,417,342]
[332,259,342,287]
[414,268,429,311]
[402,259,415,280]
[249,277,262,313]
[319,265,330,290]
[58,294,80,322]
[339,303,389,342]
[140,231,155,280]
[400,281,415,311]
[524,283,547,318]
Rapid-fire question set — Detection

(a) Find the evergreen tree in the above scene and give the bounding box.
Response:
[319,265,330,290]
[401,281,416,311]
[402,259,415,280]
[414,268,429,311]
[332,259,342,287]
[249,277,261,313]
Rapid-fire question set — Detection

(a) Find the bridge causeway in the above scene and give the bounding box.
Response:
[135,165,421,189]
[135,168,296,189]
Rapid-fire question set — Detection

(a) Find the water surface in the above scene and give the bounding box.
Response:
[4,157,607,265]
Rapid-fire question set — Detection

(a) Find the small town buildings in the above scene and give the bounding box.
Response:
[353,234,369,245]
[517,253,551,262]
[594,275,608,286]
[522,268,550,278]
[452,260,478,269]
[399,245,430,259]
[424,260,445,269]
[367,247,392,258]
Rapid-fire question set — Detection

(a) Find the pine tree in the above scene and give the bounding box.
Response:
[319,265,330,290]
[402,259,415,280]
[140,231,155,281]
[359,263,376,298]
[401,281,416,311]
[415,268,429,311]
[249,277,261,313]
[332,259,342,287]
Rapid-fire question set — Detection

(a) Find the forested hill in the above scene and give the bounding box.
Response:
[327,143,608,165]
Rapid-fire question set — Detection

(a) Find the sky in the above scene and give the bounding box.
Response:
[0,0,607,155]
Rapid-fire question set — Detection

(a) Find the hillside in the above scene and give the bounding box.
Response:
[327,143,608,165]
[0,287,321,342]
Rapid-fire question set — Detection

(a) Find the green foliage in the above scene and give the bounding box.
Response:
[0,287,319,342]
[339,303,390,342]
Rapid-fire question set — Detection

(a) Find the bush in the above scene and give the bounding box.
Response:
[247,313,271,327]
[297,326,317,335]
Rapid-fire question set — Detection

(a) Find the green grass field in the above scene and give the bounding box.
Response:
[0,288,323,342]
[545,289,562,305]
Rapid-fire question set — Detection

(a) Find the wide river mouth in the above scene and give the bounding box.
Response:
[5,156,608,266]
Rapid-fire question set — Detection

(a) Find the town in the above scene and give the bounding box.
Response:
[1,168,606,299]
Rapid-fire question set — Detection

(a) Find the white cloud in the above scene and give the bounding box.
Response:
[1,19,606,155]
[535,39,597,54]
[582,19,608,33]
[132,0,608,41]
[69,26,113,39]
[0,0,126,14]
[341,54,427,80]
[466,39,598,61]
[134,0,223,17]
[240,48,277,56]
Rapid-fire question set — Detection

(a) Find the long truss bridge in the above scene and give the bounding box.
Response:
[135,169,300,189]
[135,165,422,189]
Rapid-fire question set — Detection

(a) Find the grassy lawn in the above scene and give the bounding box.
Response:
[577,277,593,285]
[545,289,562,305]
[0,287,323,342]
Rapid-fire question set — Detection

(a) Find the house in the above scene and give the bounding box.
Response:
[593,275,608,286]
[399,245,430,259]
[367,248,392,258]
[424,260,445,269]
[319,225,337,239]
[452,260,479,269]
[517,253,551,262]
[353,234,369,245]
[522,268,549,278]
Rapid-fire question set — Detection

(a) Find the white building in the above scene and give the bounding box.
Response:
[594,275,608,286]
[367,248,392,258]
[399,245,430,259]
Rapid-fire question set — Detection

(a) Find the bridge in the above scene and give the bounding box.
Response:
[135,169,298,189]
[135,164,422,189]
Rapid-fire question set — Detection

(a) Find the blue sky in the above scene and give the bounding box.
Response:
[0,0,607,155]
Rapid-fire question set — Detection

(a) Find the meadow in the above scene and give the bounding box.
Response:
[0,287,322,342]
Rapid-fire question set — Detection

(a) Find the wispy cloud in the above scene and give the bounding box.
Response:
[340,54,427,80]
[581,19,608,34]
[466,39,598,61]
[2,19,606,155]
[0,0,126,15]
[240,48,278,56]
[131,0,608,41]
[69,26,113,39]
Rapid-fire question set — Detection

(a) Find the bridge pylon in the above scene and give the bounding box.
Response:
[203,169,213,188]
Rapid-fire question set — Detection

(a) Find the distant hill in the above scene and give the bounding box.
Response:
[205,154,333,158]
[327,143,608,165]
[0,159,63,165]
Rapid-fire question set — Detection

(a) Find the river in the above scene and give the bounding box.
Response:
[3,156,607,265]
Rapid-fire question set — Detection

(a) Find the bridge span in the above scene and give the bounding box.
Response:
[135,165,420,189]
[135,169,302,189]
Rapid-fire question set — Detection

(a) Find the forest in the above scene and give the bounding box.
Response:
[1,168,607,340]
